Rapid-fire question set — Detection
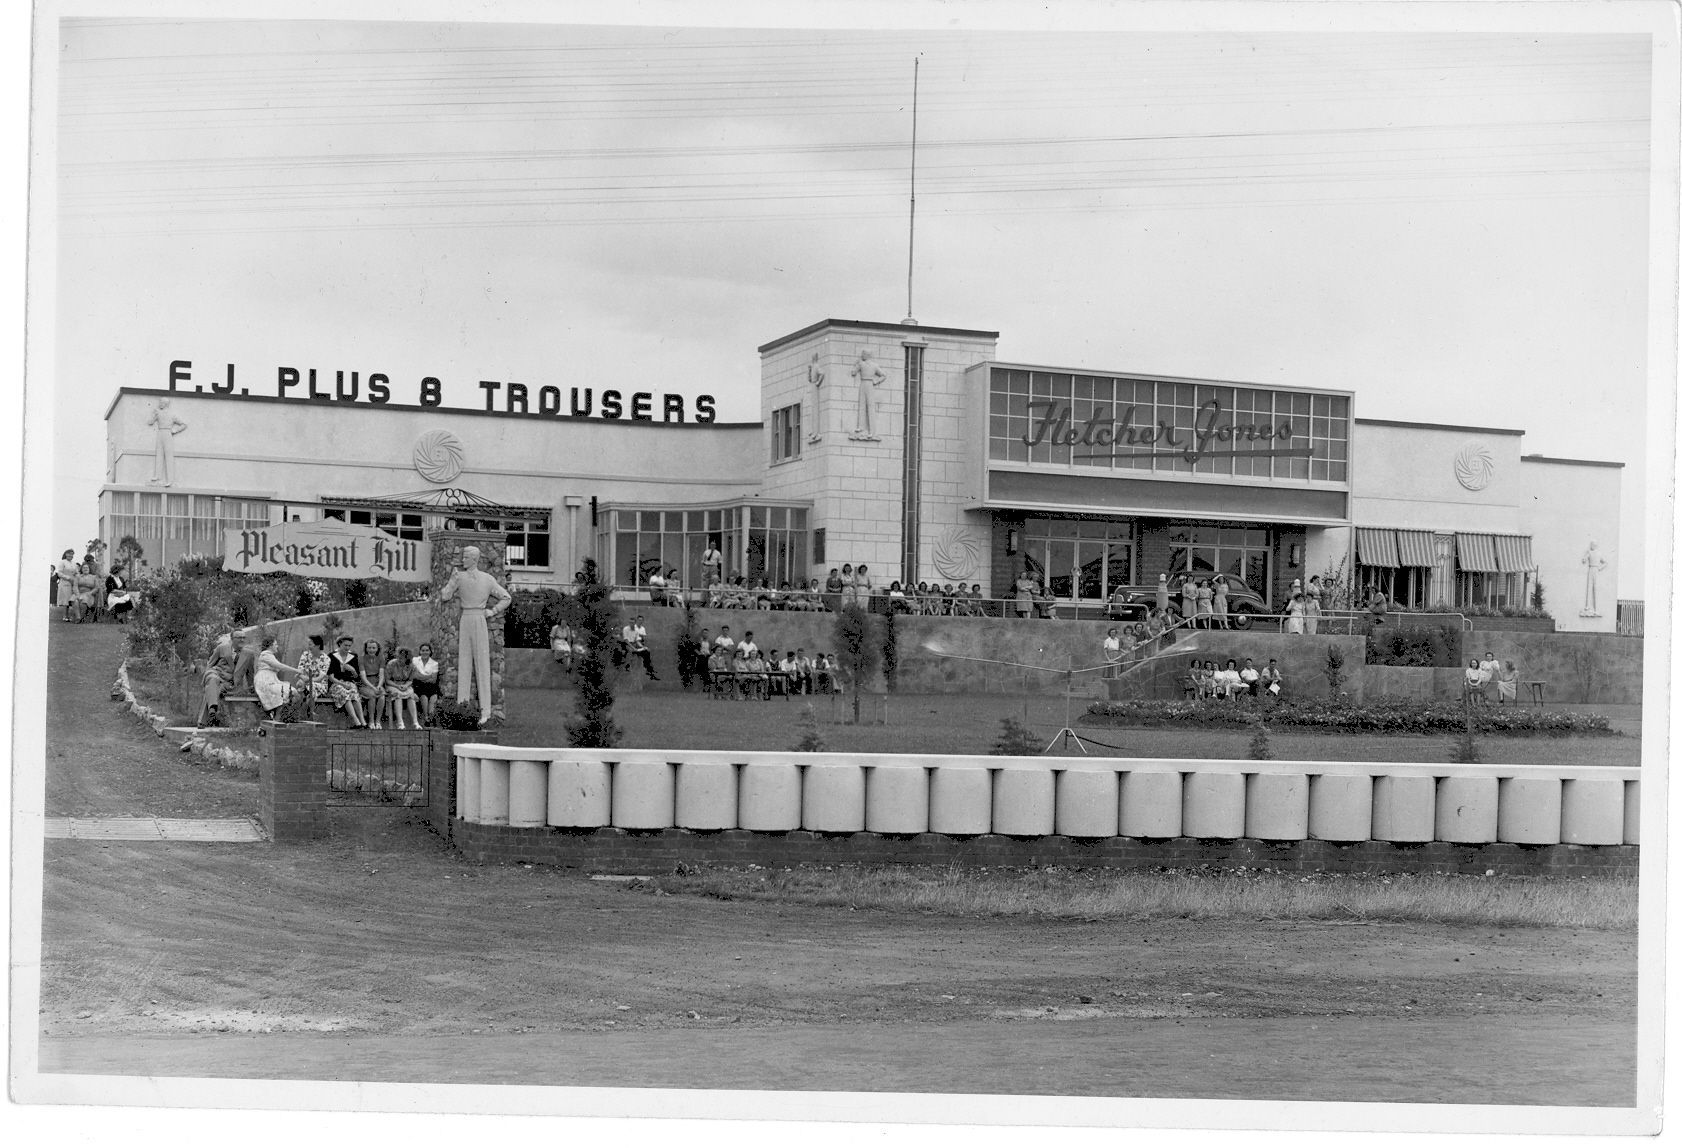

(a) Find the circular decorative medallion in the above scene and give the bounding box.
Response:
[1453,441,1495,492]
[413,429,465,484]
[931,525,984,582]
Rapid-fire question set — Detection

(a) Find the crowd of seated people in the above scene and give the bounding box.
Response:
[700,629,840,700]
[1182,656,1285,701]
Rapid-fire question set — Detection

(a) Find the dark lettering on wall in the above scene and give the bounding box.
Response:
[479,380,502,411]
[696,394,716,424]
[539,386,561,415]
[571,387,592,417]
[277,367,299,397]
[631,391,652,421]
[368,373,390,404]
[662,393,684,422]
[507,382,528,414]
[335,371,359,402]
[212,364,235,395]
[307,368,329,401]
[169,360,191,390]
[419,377,442,407]
[601,390,623,419]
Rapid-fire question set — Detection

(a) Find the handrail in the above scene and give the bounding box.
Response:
[531,582,1473,634]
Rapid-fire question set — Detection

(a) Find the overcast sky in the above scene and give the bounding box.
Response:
[47,6,1667,598]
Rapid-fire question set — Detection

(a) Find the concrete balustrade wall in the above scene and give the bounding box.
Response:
[444,745,1639,874]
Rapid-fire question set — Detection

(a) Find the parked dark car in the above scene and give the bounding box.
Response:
[1103,578,1270,629]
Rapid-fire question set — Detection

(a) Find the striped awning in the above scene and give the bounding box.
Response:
[1455,533,1500,573]
[1355,527,1399,568]
[1395,530,1436,568]
[1494,534,1536,573]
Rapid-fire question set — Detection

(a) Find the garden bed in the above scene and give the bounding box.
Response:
[1085,697,1616,737]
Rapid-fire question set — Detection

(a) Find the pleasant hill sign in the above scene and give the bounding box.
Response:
[222,521,432,582]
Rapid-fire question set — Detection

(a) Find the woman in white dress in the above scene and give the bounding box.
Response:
[55,549,79,622]
[1285,591,1307,635]
[252,635,299,720]
[1304,574,1323,635]
[1212,576,1230,630]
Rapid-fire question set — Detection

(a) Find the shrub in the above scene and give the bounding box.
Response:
[991,716,1042,756]
[344,579,372,609]
[1246,720,1276,760]
[1085,696,1613,737]
[434,698,481,731]
[563,578,624,748]
[1323,645,1347,695]
[791,704,827,753]
[1451,705,1482,764]
[832,604,882,725]
[881,610,900,693]
[675,606,704,691]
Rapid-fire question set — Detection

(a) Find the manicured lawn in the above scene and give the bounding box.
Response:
[500,685,1642,767]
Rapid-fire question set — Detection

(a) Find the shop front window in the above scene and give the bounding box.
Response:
[1358,565,1431,610]
[605,504,807,591]
[1022,519,1135,601]
[1168,524,1273,603]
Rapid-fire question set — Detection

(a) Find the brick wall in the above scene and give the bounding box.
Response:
[260,723,499,843]
[448,824,1637,878]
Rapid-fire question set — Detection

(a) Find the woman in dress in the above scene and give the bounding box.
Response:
[1194,579,1214,630]
[1178,574,1196,626]
[1285,591,1307,635]
[358,639,387,730]
[104,563,135,624]
[1218,659,1243,700]
[852,565,872,610]
[1212,576,1230,631]
[838,564,857,608]
[252,634,300,721]
[384,645,419,730]
[75,560,101,623]
[825,567,846,612]
[1304,574,1324,635]
[55,549,78,622]
[295,635,330,713]
[1464,657,1486,707]
[886,581,910,613]
[1497,660,1519,705]
[411,642,440,726]
[326,636,367,727]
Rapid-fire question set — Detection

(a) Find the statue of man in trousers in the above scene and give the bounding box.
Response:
[440,545,511,726]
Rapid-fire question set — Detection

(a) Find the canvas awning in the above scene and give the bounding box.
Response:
[1455,533,1500,573]
[1355,527,1399,568]
[1395,529,1436,568]
[1494,534,1536,573]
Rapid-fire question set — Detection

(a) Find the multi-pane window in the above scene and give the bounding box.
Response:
[1358,566,1431,610]
[988,368,1349,483]
[604,504,809,590]
[105,490,269,570]
[1168,524,1272,603]
[771,403,802,463]
[1019,518,1135,602]
[322,507,424,541]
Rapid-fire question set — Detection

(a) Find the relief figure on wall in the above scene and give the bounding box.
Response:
[849,349,885,441]
[807,352,825,443]
[147,398,188,487]
[1580,540,1608,617]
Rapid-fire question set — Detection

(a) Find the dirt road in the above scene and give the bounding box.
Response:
[35,624,1638,1105]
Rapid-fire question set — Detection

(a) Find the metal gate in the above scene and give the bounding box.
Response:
[325,732,430,806]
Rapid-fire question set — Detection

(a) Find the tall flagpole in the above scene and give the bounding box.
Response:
[904,55,919,326]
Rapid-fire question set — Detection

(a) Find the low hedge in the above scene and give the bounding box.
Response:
[1085,697,1615,737]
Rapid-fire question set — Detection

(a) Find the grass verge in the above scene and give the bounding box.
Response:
[642,864,1636,930]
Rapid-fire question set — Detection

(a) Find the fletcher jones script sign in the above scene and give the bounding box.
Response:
[223,521,431,582]
[1022,398,1313,465]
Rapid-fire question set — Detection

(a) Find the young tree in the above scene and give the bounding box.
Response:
[831,603,881,724]
[563,574,624,748]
